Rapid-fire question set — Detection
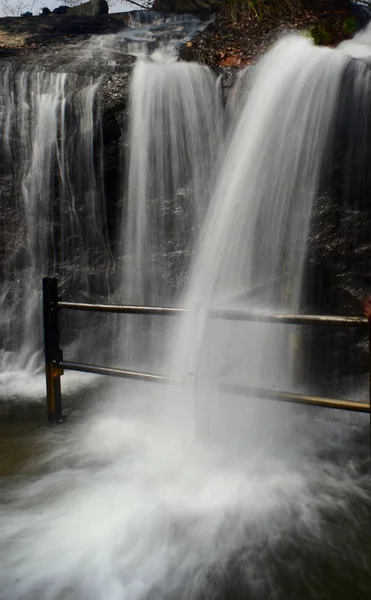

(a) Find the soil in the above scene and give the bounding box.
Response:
[181,0,367,66]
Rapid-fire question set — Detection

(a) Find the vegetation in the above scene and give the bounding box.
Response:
[225,0,302,21]
[342,15,360,35]
[182,0,365,67]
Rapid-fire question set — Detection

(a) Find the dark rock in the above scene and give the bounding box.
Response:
[52,6,69,15]
[352,3,371,29]
[68,0,108,16]
[0,13,130,52]
[301,59,371,395]
[40,7,51,15]
[100,70,132,244]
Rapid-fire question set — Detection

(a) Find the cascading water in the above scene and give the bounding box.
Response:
[0,67,113,389]
[0,9,214,391]
[122,11,210,56]
[167,37,351,445]
[1,10,371,600]
[86,11,210,60]
[120,53,222,369]
[123,57,220,306]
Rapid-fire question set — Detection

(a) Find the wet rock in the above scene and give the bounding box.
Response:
[0,13,130,51]
[100,70,132,242]
[301,60,371,394]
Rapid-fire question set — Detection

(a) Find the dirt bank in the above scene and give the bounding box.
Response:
[181,0,368,66]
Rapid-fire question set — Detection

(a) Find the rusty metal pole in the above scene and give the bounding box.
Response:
[42,277,64,424]
[368,317,371,462]
[368,318,371,583]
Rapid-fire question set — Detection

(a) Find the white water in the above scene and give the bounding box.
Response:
[0,389,368,600]
[122,11,210,56]
[0,68,113,383]
[1,30,370,600]
[166,37,350,444]
[84,11,210,62]
[120,54,222,369]
[339,8,371,57]
[0,10,211,392]
[123,56,221,306]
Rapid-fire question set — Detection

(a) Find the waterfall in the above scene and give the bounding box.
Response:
[0,67,112,381]
[167,36,350,445]
[120,55,222,370]
[0,11,213,388]
[103,11,210,57]
[1,18,371,600]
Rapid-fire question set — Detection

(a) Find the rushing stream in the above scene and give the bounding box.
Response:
[0,9,371,600]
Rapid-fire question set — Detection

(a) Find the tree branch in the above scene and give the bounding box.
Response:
[122,0,153,9]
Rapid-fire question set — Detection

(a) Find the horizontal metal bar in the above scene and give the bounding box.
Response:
[220,383,370,414]
[59,360,370,414]
[58,360,179,384]
[212,311,368,327]
[58,302,188,316]
[57,300,368,327]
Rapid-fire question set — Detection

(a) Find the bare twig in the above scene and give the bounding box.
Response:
[114,0,153,9]
[0,0,38,15]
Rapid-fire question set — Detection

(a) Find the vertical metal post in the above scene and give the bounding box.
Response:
[42,277,64,424]
[368,319,371,583]
[368,317,371,462]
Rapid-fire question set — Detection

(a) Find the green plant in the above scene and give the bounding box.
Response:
[310,24,331,45]
[225,0,302,22]
[342,16,360,36]
[301,29,314,40]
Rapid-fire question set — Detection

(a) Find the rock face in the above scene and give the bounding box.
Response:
[68,0,108,16]
[301,60,371,395]
[0,13,130,52]
[100,69,132,242]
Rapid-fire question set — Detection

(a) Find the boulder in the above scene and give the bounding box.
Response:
[67,0,108,16]
[52,6,68,14]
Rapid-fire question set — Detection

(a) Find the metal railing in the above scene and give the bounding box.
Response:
[42,277,371,451]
